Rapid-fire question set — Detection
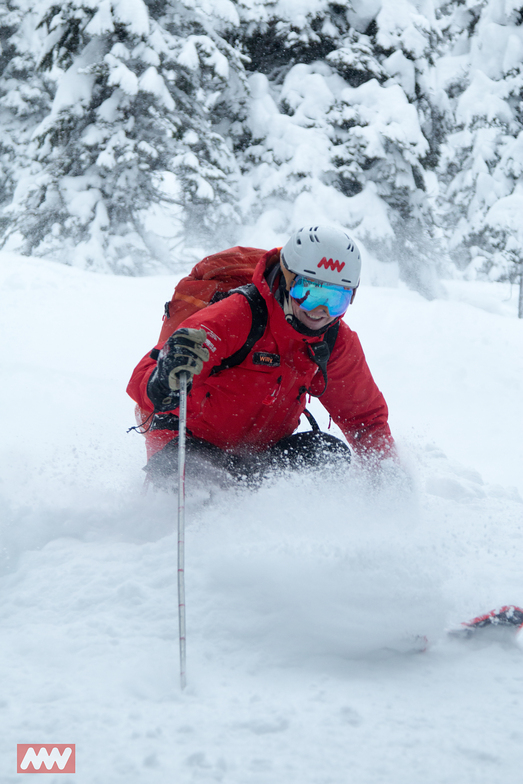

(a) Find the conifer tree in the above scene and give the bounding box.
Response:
[235,0,446,297]
[437,0,523,314]
[326,9,444,298]
[0,0,52,233]
[3,0,246,272]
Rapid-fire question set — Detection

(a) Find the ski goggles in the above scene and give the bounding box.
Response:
[290,276,354,317]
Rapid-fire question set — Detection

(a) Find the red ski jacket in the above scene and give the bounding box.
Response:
[127,250,394,461]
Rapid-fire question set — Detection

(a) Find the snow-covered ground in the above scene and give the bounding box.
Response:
[1,250,522,783]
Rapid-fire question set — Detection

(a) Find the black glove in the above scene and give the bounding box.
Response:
[147,328,209,411]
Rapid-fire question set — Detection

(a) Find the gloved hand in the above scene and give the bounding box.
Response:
[147,328,209,410]
[162,328,209,390]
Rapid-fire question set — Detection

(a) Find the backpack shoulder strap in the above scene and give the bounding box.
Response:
[307,320,340,397]
[209,284,269,376]
[324,320,340,354]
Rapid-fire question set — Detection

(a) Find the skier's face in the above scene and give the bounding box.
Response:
[290,296,337,330]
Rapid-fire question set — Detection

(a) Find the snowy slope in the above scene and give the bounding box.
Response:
[0,250,522,784]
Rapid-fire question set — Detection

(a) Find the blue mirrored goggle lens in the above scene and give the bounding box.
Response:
[290,277,353,317]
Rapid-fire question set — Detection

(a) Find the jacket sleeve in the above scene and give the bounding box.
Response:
[311,321,396,459]
[126,294,253,413]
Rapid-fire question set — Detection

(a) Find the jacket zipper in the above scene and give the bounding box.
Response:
[262,375,282,406]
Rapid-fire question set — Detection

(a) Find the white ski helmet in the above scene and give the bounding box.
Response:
[280,226,361,289]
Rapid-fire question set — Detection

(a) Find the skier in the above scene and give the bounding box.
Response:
[127,226,396,487]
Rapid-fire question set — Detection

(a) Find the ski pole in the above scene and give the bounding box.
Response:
[177,371,188,690]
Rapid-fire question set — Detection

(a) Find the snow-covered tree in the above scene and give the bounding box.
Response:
[0,1,52,232]
[8,0,521,304]
[326,12,444,298]
[235,0,447,297]
[436,0,523,315]
[3,0,247,273]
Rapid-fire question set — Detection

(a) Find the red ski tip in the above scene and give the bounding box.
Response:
[448,605,523,639]
[462,605,523,630]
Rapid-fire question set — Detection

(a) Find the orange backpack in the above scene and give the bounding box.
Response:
[132,245,275,438]
[157,246,278,343]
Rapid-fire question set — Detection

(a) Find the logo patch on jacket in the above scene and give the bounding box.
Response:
[252,352,281,367]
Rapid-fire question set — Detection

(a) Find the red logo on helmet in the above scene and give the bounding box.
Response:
[317,257,345,273]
